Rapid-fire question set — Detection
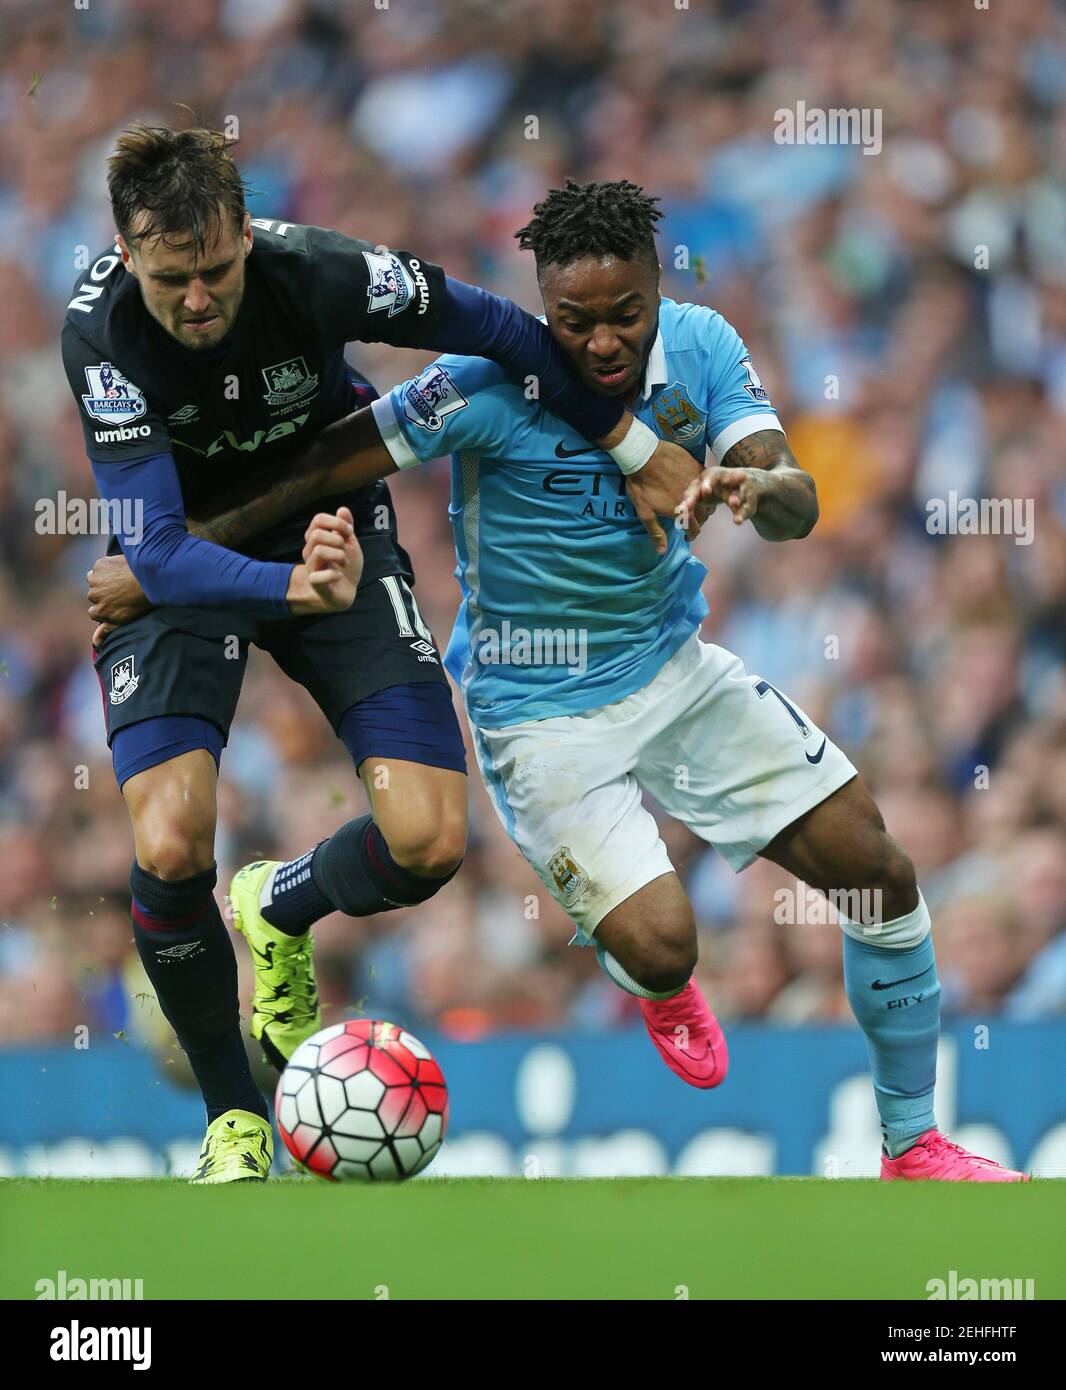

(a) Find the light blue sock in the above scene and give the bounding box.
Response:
[841,894,940,1158]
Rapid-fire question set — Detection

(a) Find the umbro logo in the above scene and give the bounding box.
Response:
[409,639,438,664]
[168,403,199,425]
[155,942,203,961]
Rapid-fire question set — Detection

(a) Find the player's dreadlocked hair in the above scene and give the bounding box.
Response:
[515,178,663,274]
[108,123,249,255]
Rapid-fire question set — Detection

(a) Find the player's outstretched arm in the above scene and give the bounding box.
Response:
[91,452,298,613]
[312,230,684,490]
[187,407,395,550]
[677,430,818,542]
[87,409,391,639]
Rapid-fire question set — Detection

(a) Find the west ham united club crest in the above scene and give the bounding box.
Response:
[261,357,319,408]
[109,654,140,705]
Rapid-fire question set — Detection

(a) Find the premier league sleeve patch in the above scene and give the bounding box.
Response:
[363,249,416,317]
[739,355,771,403]
[401,365,469,431]
[82,362,148,426]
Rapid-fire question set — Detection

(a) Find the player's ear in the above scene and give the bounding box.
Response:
[241,212,253,257]
[116,235,137,277]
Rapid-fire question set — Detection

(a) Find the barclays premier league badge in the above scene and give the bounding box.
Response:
[402,365,468,432]
[363,249,415,317]
[82,362,147,426]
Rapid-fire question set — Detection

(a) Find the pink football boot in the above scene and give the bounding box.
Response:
[881,1129,1030,1182]
[640,979,728,1089]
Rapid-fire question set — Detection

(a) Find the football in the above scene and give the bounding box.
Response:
[275,1020,449,1181]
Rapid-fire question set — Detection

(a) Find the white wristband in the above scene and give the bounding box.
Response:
[606,416,659,475]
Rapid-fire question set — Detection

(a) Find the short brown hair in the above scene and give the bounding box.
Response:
[108,123,247,256]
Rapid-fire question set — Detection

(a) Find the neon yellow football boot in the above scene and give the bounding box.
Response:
[226,860,322,1070]
[190,1109,273,1184]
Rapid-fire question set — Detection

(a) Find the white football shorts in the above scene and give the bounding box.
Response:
[470,634,857,942]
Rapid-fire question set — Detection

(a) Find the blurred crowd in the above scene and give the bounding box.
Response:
[1,0,1065,1055]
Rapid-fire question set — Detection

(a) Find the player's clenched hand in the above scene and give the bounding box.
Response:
[87,553,153,647]
[625,439,702,555]
[677,466,765,534]
[287,507,363,615]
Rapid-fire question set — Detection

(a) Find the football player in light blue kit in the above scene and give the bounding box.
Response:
[371,180,1025,1179]
[93,179,1028,1179]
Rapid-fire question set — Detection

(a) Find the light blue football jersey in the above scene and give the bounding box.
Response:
[371,297,782,727]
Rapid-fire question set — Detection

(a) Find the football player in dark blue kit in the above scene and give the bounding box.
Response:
[63,125,698,1182]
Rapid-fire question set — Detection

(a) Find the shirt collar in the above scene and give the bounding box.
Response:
[641,327,668,402]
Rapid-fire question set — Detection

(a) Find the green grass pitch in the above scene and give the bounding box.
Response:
[3,1178,1062,1300]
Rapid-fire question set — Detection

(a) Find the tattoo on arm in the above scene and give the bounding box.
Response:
[720,429,818,540]
[721,429,799,472]
[188,466,326,549]
[185,409,395,550]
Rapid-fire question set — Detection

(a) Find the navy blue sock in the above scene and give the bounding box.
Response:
[130,861,267,1125]
[308,814,460,917]
[260,846,334,936]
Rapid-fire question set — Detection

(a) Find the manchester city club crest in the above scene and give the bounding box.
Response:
[109,654,140,705]
[547,846,591,907]
[261,356,319,407]
[363,249,415,317]
[650,383,708,447]
[82,362,147,426]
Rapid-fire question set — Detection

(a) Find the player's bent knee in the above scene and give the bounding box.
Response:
[123,752,217,883]
[386,817,467,880]
[599,886,698,993]
[629,932,698,995]
[637,957,696,996]
[135,826,215,882]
